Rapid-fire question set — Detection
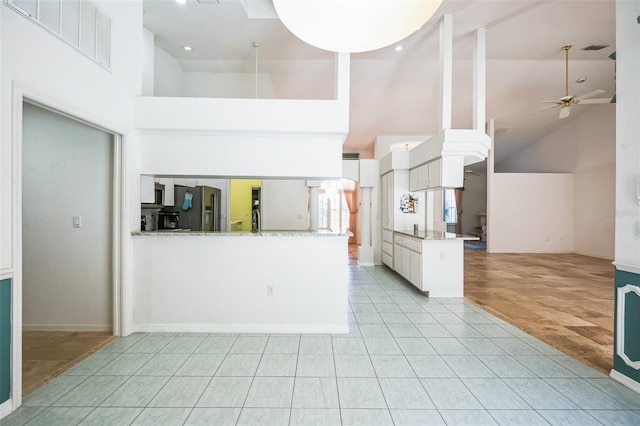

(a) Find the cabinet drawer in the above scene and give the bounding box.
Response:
[403,238,422,253]
[393,233,403,244]
[382,252,393,267]
[382,241,393,255]
[383,229,394,243]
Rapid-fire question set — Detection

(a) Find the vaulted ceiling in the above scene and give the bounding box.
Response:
[143,0,616,165]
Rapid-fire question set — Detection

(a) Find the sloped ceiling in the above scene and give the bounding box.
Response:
[143,0,616,164]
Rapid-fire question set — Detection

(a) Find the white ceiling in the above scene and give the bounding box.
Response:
[143,0,616,165]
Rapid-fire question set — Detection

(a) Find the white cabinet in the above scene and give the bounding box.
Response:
[428,159,441,188]
[392,233,423,289]
[174,178,197,187]
[408,158,464,191]
[156,178,175,206]
[382,229,394,268]
[410,250,421,287]
[140,175,155,203]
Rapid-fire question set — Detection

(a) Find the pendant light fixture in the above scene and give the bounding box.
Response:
[272,0,443,53]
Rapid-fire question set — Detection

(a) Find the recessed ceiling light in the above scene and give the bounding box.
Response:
[182,45,192,51]
[394,45,404,52]
[576,77,588,83]
[175,0,187,4]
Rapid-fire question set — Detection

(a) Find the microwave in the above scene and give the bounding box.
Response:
[141,183,165,208]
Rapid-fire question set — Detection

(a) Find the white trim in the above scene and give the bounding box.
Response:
[357,262,375,267]
[10,81,130,414]
[22,325,113,332]
[614,262,640,275]
[610,369,640,395]
[132,324,350,334]
[0,272,11,281]
[616,284,640,370]
[0,399,13,420]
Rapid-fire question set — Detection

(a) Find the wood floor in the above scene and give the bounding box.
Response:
[22,331,115,396]
[464,248,615,374]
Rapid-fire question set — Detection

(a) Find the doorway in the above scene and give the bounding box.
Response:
[21,102,116,395]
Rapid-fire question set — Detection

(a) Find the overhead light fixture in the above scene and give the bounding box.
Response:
[272,0,443,53]
[182,45,193,51]
[394,45,404,51]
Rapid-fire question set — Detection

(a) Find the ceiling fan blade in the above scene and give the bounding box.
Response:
[540,100,562,104]
[578,98,612,104]
[575,89,605,101]
[559,105,570,119]
[528,104,560,115]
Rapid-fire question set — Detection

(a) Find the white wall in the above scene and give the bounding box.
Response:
[132,235,348,333]
[140,133,344,179]
[261,180,309,231]
[153,44,276,98]
[154,46,183,97]
[461,172,487,235]
[490,173,574,253]
[497,106,615,173]
[22,103,113,329]
[1,2,143,272]
[573,164,615,259]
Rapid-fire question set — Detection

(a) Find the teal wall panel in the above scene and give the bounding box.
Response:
[614,269,640,383]
[0,278,10,404]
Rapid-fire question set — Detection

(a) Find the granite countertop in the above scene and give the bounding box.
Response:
[132,229,349,237]
[394,229,479,241]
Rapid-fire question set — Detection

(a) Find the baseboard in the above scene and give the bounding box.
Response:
[610,369,640,394]
[1,399,13,420]
[132,323,350,334]
[22,324,112,332]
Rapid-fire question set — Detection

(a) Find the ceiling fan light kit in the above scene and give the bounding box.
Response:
[530,45,611,119]
[272,0,443,53]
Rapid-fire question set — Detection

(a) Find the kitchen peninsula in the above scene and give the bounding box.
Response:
[385,230,476,297]
[131,230,348,334]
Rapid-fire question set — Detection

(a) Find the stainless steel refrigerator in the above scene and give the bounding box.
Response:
[169,185,221,231]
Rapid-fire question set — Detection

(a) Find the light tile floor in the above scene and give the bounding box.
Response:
[5,265,640,425]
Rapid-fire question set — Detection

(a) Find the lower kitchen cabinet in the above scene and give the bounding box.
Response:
[391,231,466,297]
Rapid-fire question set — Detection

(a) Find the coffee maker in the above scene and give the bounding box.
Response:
[158,212,180,230]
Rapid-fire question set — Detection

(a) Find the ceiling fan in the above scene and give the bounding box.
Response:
[531,45,611,119]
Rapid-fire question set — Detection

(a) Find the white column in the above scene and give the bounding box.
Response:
[438,14,453,130]
[473,27,486,131]
[309,186,319,231]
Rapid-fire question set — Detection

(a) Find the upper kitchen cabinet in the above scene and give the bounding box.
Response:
[156,178,175,206]
[409,157,464,191]
[140,175,155,204]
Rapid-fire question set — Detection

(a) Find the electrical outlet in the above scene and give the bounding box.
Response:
[439,251,445,260]
[297,213,303,219]
[73,216,82,228]
[267,285,275,296]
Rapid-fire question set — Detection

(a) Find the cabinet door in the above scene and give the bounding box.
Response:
[418,164,429,190]
[394,243,402,272]
[410,250,421,289]
[140,175,154,203]
[156,178,175,206]
[387,172,394,229]
[401,246,411,280]
[409,168,419,192]
[381,173,389,229]
[428,159,441,189]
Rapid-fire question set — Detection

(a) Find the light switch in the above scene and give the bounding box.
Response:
[73,216,82,228]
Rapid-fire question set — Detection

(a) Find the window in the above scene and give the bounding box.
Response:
[318,179,352,232]
[443,189,457,223]
[5,0,111,69]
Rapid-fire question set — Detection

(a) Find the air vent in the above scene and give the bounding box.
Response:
[582,44,610,51]
[342,153,360,160]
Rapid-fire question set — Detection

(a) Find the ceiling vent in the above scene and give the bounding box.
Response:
[342,153,360,160]
[581,44,610,51]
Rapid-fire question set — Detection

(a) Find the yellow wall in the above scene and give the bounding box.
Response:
[230,179,261,231]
